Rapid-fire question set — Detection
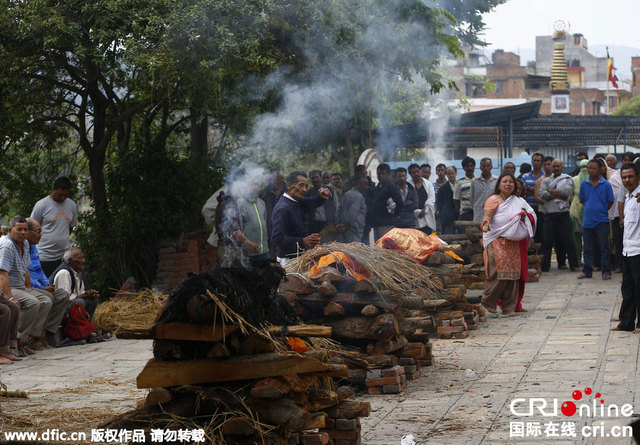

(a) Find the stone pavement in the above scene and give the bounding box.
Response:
[1,267,638,444]
[361,267,639,445]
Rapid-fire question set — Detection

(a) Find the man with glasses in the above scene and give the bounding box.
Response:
[26,218,69,347]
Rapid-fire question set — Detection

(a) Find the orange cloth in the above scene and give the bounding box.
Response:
[308,251,371,281]
[375,228,461,263]
[288,337,307,353]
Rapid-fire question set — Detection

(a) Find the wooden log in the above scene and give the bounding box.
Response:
[361,304,379,317]
[306,388,339,411]
[328,292,399,312]
[206,342,231,358]
[250,377,292,398]
[248,397,327,431]
[354,279,375,295]
[425,252,443,264]
[137,353,332,388]
[440,287,466,301]
[399,342,427,359]
[366,335,408,355]
[155,323,239,342]
[429,275,458,288]
[425,264,464,275]
[221,417,256,436]
[145,388,172,407]
[364,354,398,367]
[324,301,345,317]
[325,313,399,342]
[399,317,436,335]
[318,279,337,296]
[422,299,453,310]
[336,385,355,401]
[325,401,371,419]
[239,333,275,355]
[400,296,424,310]
[279,273,316,294]
[266,324,332,338]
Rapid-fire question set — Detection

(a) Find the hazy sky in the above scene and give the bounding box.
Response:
[481,0,640,51]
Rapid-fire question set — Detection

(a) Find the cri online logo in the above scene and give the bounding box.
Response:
[510,387,634,418]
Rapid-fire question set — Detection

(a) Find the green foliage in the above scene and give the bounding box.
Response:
[613,96,640,116]
[74,136,223,293]
[0,0,504,292]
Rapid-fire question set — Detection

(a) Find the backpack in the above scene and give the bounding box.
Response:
[62,302,97,341]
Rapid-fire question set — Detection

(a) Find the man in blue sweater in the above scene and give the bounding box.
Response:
[272,171,332,266]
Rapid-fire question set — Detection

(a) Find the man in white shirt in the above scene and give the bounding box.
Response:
[50,248,99,320]
[613,163,640,332]
[30,177,79,277]
[606,155,624,273]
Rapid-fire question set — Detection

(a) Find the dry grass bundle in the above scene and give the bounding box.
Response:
[92,288,167,334]
[285,242,440,297]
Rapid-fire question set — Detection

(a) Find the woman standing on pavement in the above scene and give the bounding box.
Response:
[480,173,536,315]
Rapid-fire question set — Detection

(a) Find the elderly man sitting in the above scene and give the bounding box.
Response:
[50,248,99,320]
[0,216,67,354]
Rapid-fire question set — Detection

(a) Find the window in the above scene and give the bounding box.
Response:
[495,80,503,95]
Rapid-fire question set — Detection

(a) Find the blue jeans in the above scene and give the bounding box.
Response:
[583,222,611,277]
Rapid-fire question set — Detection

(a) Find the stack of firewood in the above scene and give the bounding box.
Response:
[104,267,371,444]
[278,271,435,388]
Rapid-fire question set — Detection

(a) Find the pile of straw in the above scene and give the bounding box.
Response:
[92,289,167,334]
[285,242,440,297]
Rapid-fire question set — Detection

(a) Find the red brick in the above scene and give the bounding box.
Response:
[437,325,464,334]
[406,369,422,380]
[398,357,415,366]
[381,365,405,377]
[452,331,469,339]
[440,319,451,327]
[321,429,360,440]
[300,432,330,445]
[335,418,358,431]
[367,386,383,395]
[382,384,404,394]
[324,418,335,429]
[365,376,401,387]
[403,364,417,374]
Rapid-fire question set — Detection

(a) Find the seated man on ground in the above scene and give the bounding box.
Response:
[26,218,70,346]
[0,216,65,354]
[50,247,99,320]
[0,293,21,364]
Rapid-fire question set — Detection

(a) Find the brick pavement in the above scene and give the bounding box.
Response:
[1,267,637,444]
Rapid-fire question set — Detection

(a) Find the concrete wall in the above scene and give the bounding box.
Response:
[535,35,608,83]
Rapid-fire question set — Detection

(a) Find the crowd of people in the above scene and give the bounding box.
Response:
[3,151,639,364]
[209,151,640,329]
[1,178,104,364]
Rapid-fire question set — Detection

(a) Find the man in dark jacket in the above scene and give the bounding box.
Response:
[369,164,403,241]
[395,167,418,228]
[272,171,331,266]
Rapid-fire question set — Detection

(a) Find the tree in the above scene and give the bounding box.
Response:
[613,96,640,116]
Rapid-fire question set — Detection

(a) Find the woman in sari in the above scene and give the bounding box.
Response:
[481,173,536,315]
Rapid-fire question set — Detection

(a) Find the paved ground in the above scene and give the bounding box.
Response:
[1,266,638,444]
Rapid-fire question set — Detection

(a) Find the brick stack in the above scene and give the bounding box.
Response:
[154,231,216,290]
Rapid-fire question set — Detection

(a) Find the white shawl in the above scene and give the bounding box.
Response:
[483,195,536,247]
